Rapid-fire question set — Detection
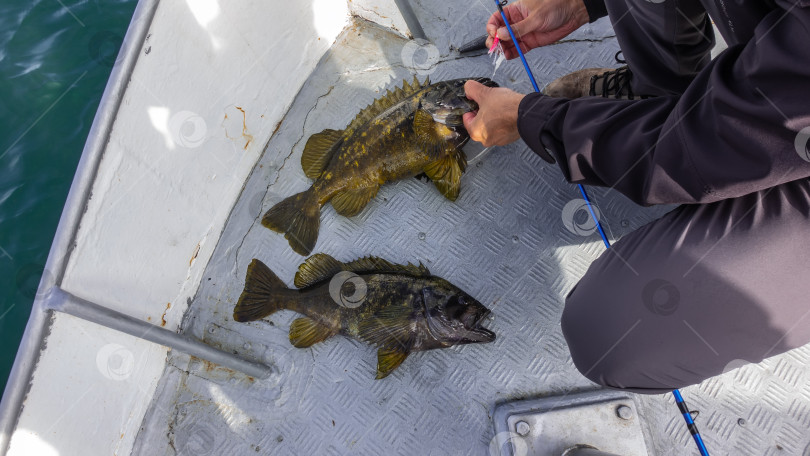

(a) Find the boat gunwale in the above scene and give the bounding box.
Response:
[0,1,159,453]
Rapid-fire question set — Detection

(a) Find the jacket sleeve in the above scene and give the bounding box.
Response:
[582,0,608,23]
[518,2,810,206]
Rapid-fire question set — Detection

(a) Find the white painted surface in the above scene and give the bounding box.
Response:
[7,0,351,454]
[9,315,165,456]
[350,0,412,37]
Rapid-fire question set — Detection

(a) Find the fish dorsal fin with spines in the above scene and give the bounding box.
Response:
[342,256,430,277]
[344,76,429,134]
[294,253,431,288]
[301,129,344,179]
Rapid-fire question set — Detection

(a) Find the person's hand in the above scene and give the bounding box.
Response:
[463,80,526,147]
[486,0,590,59]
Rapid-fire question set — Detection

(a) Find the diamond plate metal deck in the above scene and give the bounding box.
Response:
[132,6,810,456]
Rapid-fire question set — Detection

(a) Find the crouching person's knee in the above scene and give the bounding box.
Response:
[561,285,673,394]
[561,294,621,388]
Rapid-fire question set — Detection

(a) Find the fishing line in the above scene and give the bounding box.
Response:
[491,1,710,454]
[467,146,494,166]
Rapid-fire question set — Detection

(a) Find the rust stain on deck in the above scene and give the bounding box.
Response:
[161,302,171,327]
[235,106,254,150]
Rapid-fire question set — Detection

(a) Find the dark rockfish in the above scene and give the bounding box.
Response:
[233,254,496,379]
[262,76,498,255]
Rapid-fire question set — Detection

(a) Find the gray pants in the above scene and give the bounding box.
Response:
[561,0,810,394]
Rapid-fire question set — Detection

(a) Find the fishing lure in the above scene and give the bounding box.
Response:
[488,35,506,76]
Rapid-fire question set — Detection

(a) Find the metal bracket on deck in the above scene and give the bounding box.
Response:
[492,390,650,456]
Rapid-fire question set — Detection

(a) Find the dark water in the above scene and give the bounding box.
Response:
[0,0,137,391]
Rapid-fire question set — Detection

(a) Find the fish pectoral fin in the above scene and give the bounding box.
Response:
[423,148,467,201]
[413,108,435,134]
[358,305,415,348]
[375,347,410,379]
[414,109,450,157]
[302,129,344,179]
[330,185,379,217]
[289,317,337,348]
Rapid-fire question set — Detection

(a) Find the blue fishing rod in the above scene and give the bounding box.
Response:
[492,1,710,454]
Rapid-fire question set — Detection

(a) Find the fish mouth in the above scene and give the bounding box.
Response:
[426,78,498,128]
[451,77,497,127]
[464,325,496,343]
[462,308,496,343]
[430,107,468,128]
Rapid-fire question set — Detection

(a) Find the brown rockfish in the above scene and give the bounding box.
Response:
[262,76,499,255]
[233,254,496,379]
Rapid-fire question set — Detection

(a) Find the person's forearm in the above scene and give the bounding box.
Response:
[519,3,810,206]
[519,93,703,205]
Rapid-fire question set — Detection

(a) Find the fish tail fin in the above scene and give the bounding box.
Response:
[261,188,320,256]
[233,259,290,322]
